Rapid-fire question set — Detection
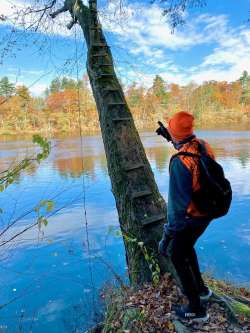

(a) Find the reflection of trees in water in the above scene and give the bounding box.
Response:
[53,144,250,180]
[3,135,249,181]
[55,156,94,179]
[54,140,171,178]
[145,138,250,172]
[53,136,108,179]
[0,156,39,185]
[146,147,170,173]
[98,155,108,176]
[238,151,249,168]
[206,139,250,166]
[54,155,107,179]
[0,140,42,182]
[0,156,16,173]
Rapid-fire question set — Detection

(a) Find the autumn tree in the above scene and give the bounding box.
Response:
[151,75,169,106]
[49,77,61,93]
[16,85,31,101]
[239,70,250,105]
[126,82,143,108]
[126,83,147,124]
[61,77,82,90]
[0,76,15,97]
[48,77,83,94]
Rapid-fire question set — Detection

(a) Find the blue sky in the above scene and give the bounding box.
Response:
[0,0,249,95]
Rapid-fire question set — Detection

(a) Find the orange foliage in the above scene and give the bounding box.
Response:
[46,89,79,113]
[0,73,250,135]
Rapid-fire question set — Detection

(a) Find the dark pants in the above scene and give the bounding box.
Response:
[170,219,211,309]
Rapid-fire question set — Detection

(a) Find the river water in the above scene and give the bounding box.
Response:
[0,130,250,332]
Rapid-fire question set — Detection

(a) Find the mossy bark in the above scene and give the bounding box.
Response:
[52,0,173,285]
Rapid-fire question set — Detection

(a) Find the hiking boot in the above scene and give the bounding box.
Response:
[172,304,209,322]
[199,287,213,301]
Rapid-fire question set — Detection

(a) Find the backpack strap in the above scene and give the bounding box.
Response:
[197,139,208,156]
[169,151,200,172]
[169,139,209,172]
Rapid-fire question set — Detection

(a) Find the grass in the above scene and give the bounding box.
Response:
[232,301,250,319]
[204,275,250,298]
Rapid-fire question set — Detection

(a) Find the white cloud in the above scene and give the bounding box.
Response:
[29,83,48,95]
[104,2,250,85]
[188,26,250,83]
[0,0,23,17]
[104,3,198,51]
[102,4,232,56]
[121,69,186,89]
[1,0,250,90]
[202,33,250,68]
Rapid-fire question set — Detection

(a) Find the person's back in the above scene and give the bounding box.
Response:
[168,136,215,227]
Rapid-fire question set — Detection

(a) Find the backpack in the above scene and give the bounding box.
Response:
[170,142,232,219]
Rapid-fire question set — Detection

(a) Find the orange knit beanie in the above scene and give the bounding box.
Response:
[167,111,194,142]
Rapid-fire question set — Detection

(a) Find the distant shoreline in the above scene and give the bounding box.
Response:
[1,123,250,141]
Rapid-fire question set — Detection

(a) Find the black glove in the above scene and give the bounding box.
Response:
[158,233,171,256]
[156,121,172,142]
[156,126,166,136]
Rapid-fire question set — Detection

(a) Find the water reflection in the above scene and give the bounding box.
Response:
[146,146,169,173]
[0,130,250,333]
[1,131,250,181]
[54,155,108,180]
[50,132,250,178]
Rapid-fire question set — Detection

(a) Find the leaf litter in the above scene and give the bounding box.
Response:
[102,273,250,333]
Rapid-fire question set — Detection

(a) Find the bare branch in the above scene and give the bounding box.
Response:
[50,3,69,19]
[66,17,77,29]
[31,0,57,13]
[151,0,207,30]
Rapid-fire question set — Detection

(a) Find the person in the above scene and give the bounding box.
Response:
[157,111,213,322]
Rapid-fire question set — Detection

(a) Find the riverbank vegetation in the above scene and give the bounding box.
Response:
[0,71,250,136]
[99,274,250,333]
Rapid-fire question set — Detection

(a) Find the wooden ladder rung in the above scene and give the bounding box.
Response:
[112,117,131,122]
[131,190,152,199]
[102,88,119,96]
[92,53,108,57]
[96,73,113,78]
[103,87,119,92]
[90,8,98,14]
[125,163,145,171]
[142,213,166,226]
[107,102,126,105]
[92,43,107,47]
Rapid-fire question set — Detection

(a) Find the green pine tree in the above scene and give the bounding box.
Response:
[152,75,169,105]
[0,76,15,97]
[49,78,61,93]
[239,71,250,105]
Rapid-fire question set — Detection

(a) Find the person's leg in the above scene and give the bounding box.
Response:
[170,230,201,310]
[188,247,208,293]
[186,220,211,296]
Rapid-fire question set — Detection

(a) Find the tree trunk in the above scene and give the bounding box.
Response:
[52,0,173,285]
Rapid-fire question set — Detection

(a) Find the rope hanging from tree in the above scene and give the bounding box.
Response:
[73,24,97,319]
